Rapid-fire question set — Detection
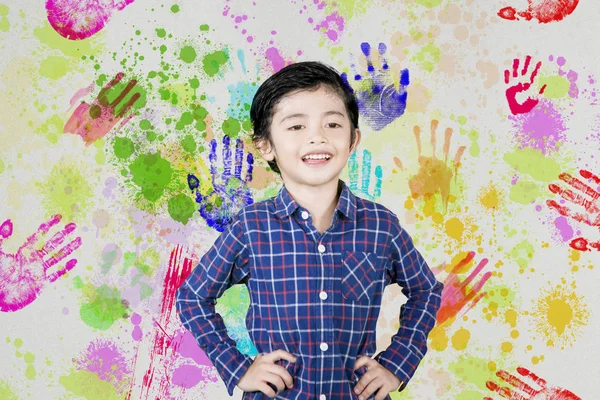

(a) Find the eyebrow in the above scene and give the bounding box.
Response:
[279,110,346,124]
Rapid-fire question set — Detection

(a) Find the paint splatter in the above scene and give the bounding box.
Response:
[75,338,133,395]
[530,279,589,349]
[508,98,567,154]
[0,215,81,312]
[498,0,580,24]
[505,56,547,115]
[46,0,136,40]
[79,284,130,330]
[485,367,581,399]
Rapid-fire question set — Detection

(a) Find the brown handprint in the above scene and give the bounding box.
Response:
[434,251,491,326]
[498,0,579,24]
[484,366,581,399]
[64,72,141,145]
[0,214,82,312]
[505,56,547,115]
[547,169,600,251]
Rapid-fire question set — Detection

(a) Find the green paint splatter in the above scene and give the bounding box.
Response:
[24,352,36,380]
[504,148,561,182]
[202,50,229,77]
[129,153,174,202]
[156,28,166,38]
[0,3,9,32]
[222,117,241,138]
[113,137,135,160]
[199,24,209,31]
[510,240,535,271]
[538,75,570,99]
[33,25,98,58]
[171,4,180,13]
[35,114,64,144]
[80,284,129,330]
[168,193,196,224]
[413,43,440,72]
[448,355,495,390]
[0,158,5,174]
[36,161,94,221]
[468,129,480,157]
[509,179,541,204]
[39,56,70,79]
[179,46,197,63]
[181,134,197,154]
[59,369,121,400]
[414,0,443,7]
[0,380,19,400]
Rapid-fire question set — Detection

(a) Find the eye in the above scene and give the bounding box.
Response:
[327,122,342,128]
[288,125,304,131]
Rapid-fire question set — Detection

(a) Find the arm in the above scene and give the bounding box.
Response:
[374,215,443,391]
[175,215,253,396]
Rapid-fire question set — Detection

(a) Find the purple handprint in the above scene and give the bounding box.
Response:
[0,214,82,312]
[341,42,410,131]
[188,135,254,232]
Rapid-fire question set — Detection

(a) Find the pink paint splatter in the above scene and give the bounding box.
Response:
[548,55,579,99]
[498,0,579,24]
[46,0,135,40]
[265,47,292,73]
[0,215,81,312]
[554,216,574,242]
[314,11,345,42]
[131,312,143,341]
[76,338,133,394]
[508,98,567,154]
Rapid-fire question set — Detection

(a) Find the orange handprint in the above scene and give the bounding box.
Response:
[64,72,141,145]
[0,214,82,312]
[484,366,581,399]
[435,251,491,326]
[547,169,600,251]
[505,56,547,115]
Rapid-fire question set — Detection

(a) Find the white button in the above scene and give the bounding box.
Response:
[301,211,309,219]
[319,291,328,300]
[320,342,328,351]
[320,395,326,400]
[318,244,326,253]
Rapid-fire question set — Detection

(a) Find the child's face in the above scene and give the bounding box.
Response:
[258,85,360,190]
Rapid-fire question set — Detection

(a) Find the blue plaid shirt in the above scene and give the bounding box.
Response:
[176,179,443,399]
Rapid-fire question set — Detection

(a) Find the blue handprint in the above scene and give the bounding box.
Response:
[347,148,382,201]
[341,42,410,131]
[188,135,254,232]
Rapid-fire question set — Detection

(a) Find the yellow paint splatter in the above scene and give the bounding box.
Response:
[445,217,464,240]
[501,341,513,353]
[531,280,589,349]
[451,328,470,350]
[428,325,448,351]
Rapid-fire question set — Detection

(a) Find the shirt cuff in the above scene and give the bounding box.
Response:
[374,344,420,392]
[218,347,255,396]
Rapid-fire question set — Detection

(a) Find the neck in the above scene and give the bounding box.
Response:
[283,178,341,220]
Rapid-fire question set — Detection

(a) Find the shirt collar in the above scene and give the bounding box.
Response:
[274,179,357,221]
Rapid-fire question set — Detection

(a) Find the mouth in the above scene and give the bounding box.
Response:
[301,153,332,166]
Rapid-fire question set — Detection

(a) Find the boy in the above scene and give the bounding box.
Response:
[176,61,443,399]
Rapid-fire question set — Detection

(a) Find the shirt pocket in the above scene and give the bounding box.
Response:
[341,250,380,302]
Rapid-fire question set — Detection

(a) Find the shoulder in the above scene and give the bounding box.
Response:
[355,195,400,224]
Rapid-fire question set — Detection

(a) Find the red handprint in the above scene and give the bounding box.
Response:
[505,56,547,115]
[435,251,492,326]
[0,214,82,312]
[547,169,600,251]
[498,0,579,24]
[64,72,141,145]
[484,366,581,399]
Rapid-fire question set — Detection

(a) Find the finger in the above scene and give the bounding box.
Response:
[497,369,535,396]
[360,42,374,74]
[504,68,510,84]
[40,222,77,261]
[97,72,125,107]
[340,72,355,93]
[266,349,297,363]
[354,371,379,397]
[353,355,372,371]
[209,138,218,180]
[244,152,254,184]
[529,60,542,85]
[42,236,82,270]
[373,165,383,199]
[558,172,600,211]
[257,381,277,398]
[413,125,422,157]
[265,364,294,389]
[549,182,600,214]
[360,375,384,400]
[47,258,78,283]
[234,138,244,180]
[21,214,62,251]
[0,219,13,247]
[442,127,452,164]
[110,78,138,111]
[115,90,141,119]
[222,135,233,181]
[264,371,286,393]
[485,380,522,399]
[430,119,438,158]
[512,58,519,78]
[348,150,359,190]
[377,43,389,71]
[547,199,599,227]
[399,67,409,89]
[580,169,600,185]
[361,149,372,195]
[521,55,531,76]
[516,366,547,389]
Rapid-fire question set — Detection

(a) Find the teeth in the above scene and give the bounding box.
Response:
[303,154,331,160]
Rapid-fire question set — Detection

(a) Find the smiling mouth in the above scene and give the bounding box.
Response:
[302,154,332,166]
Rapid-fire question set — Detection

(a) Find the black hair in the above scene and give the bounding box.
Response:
[250,61,359,175]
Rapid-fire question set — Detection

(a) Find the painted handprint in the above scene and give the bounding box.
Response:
[347,148,382,201]
[341,42,410,131]
[434,251,491,326]
[547,169,600,251]
[64,72,142,145]
[0,214,82,312]
[403,119,466,213]
[505,56,548,115]
[46,0,135,40]
[188,135,254,232]
[484,366,581,399]
[498,0,579,24]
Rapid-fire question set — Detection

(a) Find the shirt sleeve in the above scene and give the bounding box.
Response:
[374,214,443,392]
[175,214,253,396]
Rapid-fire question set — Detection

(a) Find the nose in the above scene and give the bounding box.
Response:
[308,125,328,144]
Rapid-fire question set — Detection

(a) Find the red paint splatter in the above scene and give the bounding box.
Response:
[435,251,491,326]
[485,366,581,399]
[46,0,135,40]
[505,56,547,115]
[64,72,140,145]
[498,0,579,24]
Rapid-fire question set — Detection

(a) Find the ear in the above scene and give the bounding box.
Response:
[350,128,361,154]
[254,138,276,161]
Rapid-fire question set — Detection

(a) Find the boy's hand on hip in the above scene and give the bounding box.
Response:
[237,349,296,398]
[353,356,402,400]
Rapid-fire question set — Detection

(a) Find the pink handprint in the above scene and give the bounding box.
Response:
[498,0,579,24]
[435,251,491,326]
[505,56,547,115]
[547,169,600,251]
[0,214,82,312]
[484,366,581,399]
[64,72,141,145]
